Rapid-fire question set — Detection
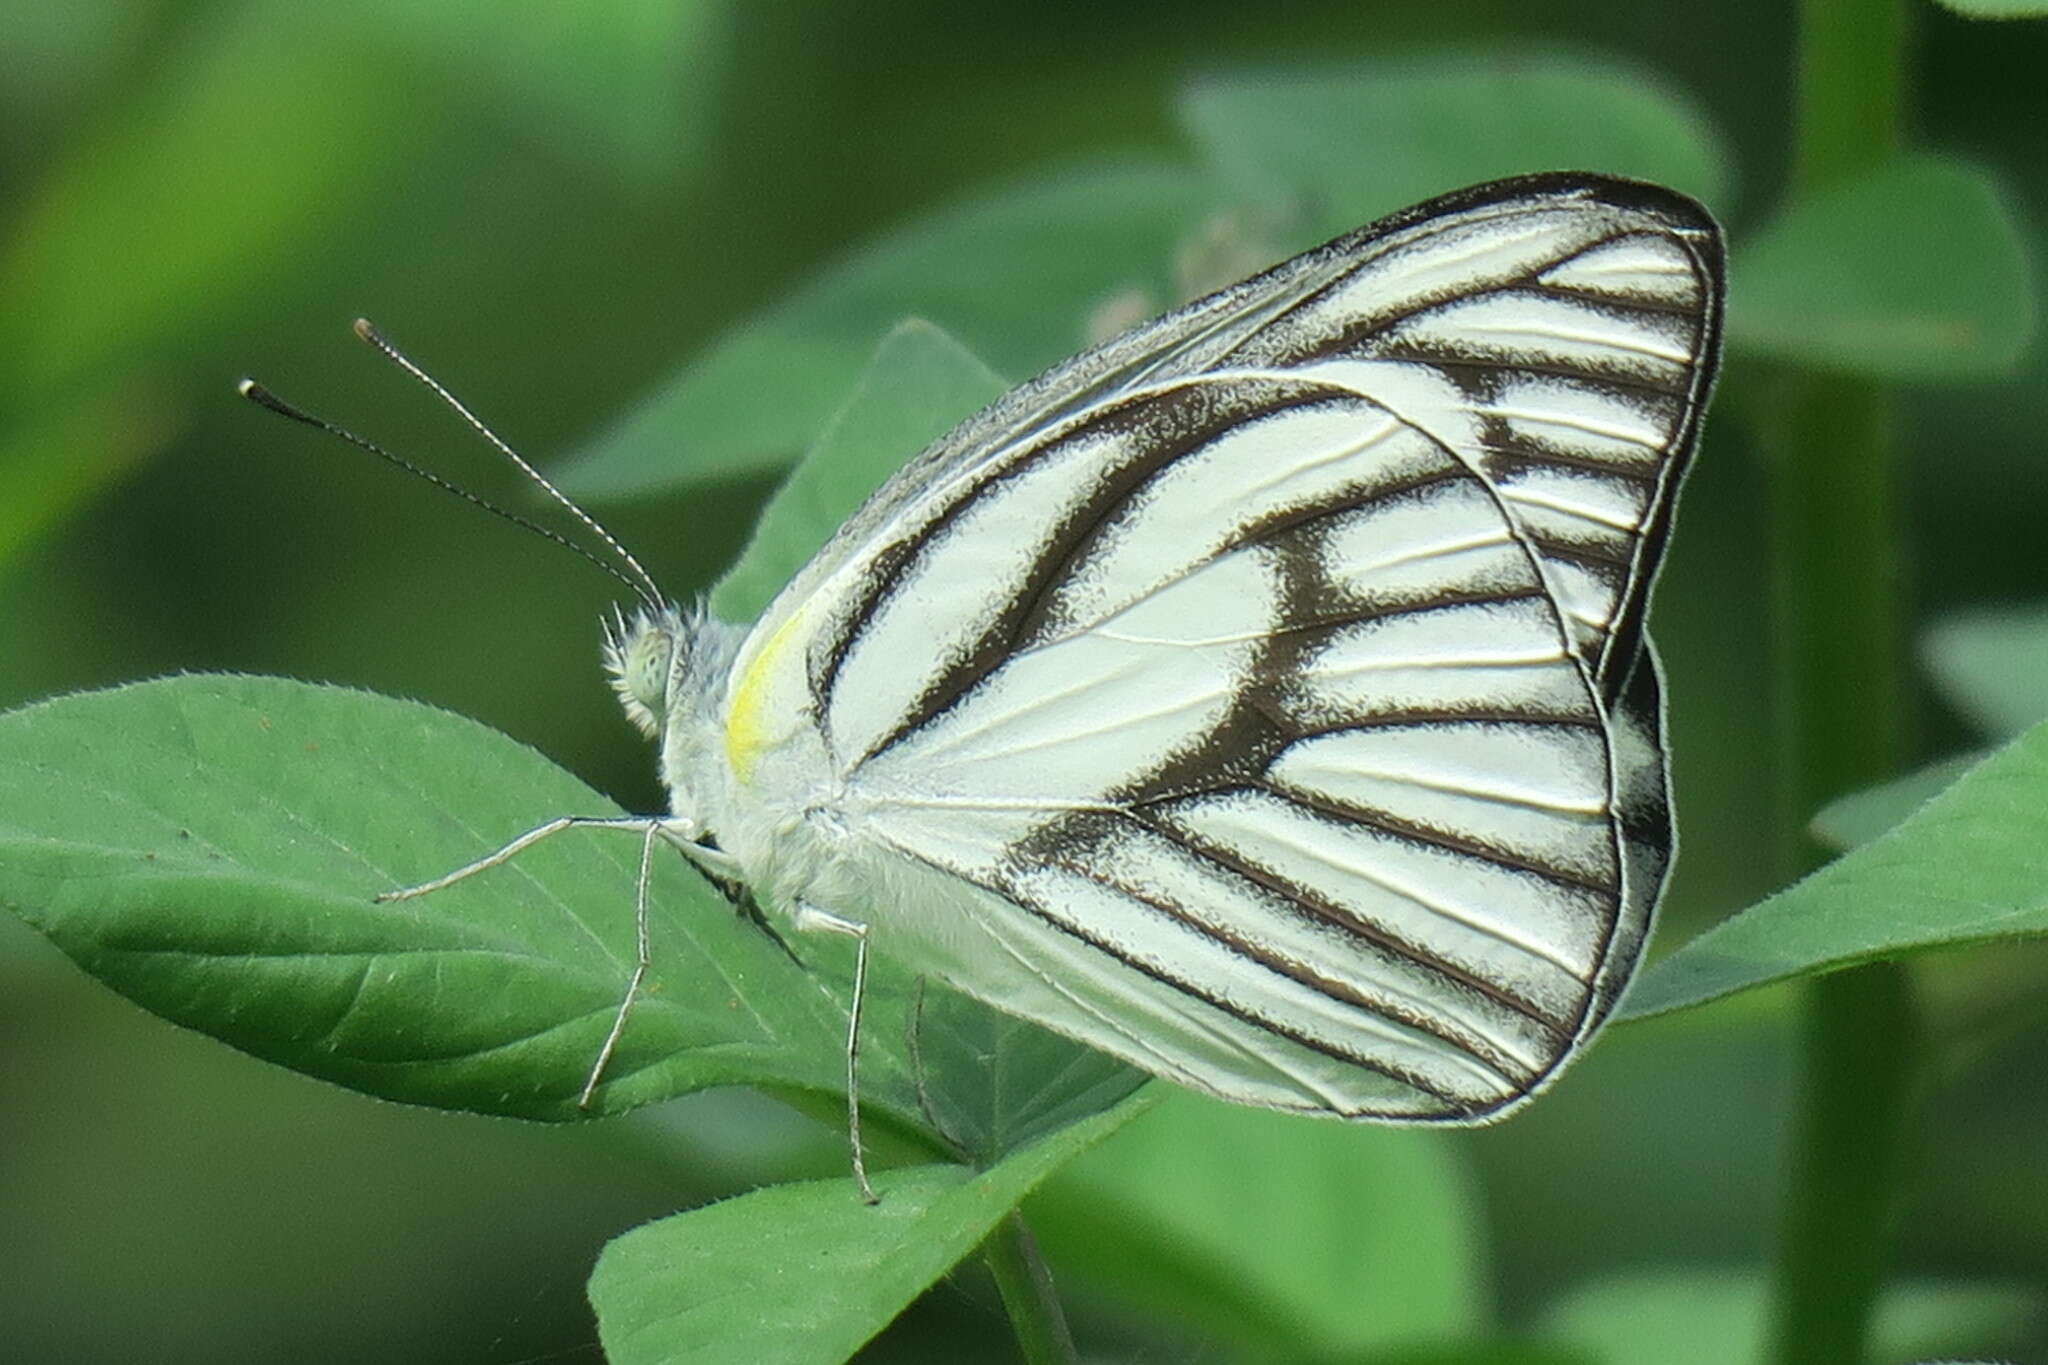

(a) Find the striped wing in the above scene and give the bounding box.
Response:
[738,174,1721,1118]
[776,173,1722,705]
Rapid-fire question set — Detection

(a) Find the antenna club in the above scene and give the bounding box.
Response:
[238,379,316,425]
[352,318,379,342]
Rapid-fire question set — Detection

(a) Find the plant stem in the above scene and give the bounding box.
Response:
[1769,964,1918,1365]
[1763,373,1907,830]
[985,1213,1077,1365]
[1764,2,1918,1363]
[1793,0,1906,189]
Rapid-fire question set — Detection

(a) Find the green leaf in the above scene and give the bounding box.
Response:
[0,675,868,1119]
[909,984,1145,1166]
[1808,753,1980,852]
[708,319,1009,624]
[0,4,145,129]
[1728,155,2035,381]
[0,384,168,571]
[1932,0,2048,16]
[557,161,1220,497]
[1920,600,2048,738]
[1030,1091,1484,1359]
[1621,719,2048,1019]
[1179,54,1731,246]
[1537,1269,2040,1365]
[0,675,1151,1173]
[588,1089,1159,1365]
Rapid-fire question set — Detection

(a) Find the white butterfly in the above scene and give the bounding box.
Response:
[270,172,1723,1201]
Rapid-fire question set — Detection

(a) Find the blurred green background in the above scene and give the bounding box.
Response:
[4,1,2047,1361]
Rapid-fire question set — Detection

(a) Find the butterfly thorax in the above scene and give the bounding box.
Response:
[604,602,745,841]
[607,599,865,920]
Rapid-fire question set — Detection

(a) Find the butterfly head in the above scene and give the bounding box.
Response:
[603,602,690,740]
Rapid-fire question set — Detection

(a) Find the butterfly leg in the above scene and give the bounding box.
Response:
[794,901,878,1204]
[578,821,660,1108]
[374,814,683,902]
[374,813,719,1113]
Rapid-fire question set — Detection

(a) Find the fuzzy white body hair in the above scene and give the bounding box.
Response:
[644,607,914,944]
[642,604,1079,1008]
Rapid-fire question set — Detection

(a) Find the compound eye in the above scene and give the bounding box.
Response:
[624,629,672,715]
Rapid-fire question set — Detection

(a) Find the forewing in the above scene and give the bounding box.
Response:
[756,173,1722,703]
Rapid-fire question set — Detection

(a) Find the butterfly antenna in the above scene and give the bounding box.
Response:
[236,377,657,606]
[350,318,666,610]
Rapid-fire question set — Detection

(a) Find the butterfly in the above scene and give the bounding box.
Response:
[249,172,1724,1202]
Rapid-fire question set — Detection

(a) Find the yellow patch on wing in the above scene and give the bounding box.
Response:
[724,607,808,784]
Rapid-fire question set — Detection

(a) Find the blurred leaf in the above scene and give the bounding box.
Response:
[329,0,730,186]
[708,319,1009,623]
[0,1,140,137]
[588,1090,1158,1365]
[1622,720,2048,1019]
[1179,54,1732,246]
[558,161,1220,497]
[1030,1091,1485,1359]
[1728,155,2035,381]
[0,14,407,408]
[1932,0,2048,15]
[1920,600,2048,738]
[1808,753,1980,852]
[1537,1268,2040,1365]
[0,380,168,570]
[0,675,877,1119]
